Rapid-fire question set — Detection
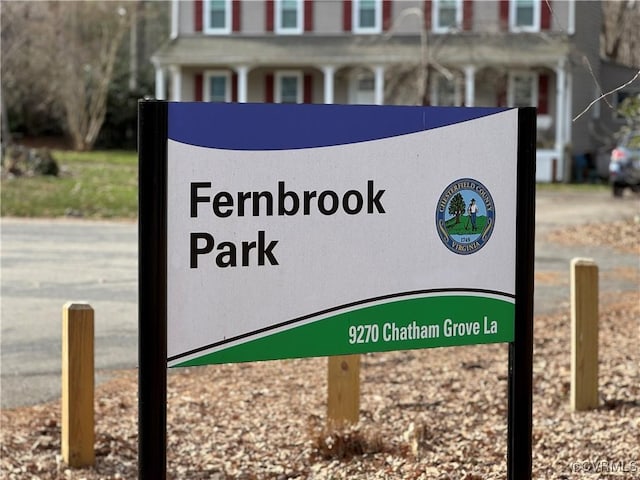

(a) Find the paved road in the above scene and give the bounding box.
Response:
[533,189,639,315]
[1,219,138,409]
[1,190,638,408]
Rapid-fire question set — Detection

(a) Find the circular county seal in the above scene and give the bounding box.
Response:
[435,178,495,255]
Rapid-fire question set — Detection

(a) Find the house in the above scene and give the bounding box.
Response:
[151,0,639,182]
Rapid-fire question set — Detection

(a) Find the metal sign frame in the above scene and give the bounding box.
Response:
[138,100,535,479]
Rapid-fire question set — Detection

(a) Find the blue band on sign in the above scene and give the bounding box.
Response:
[168,103,509,151]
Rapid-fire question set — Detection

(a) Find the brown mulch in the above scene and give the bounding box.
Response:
[545,217,640,254]
[1,221,639,479]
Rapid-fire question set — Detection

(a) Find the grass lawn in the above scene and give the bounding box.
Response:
[1,150,138,219]
[0,148,612,220]
[535,181,609,192]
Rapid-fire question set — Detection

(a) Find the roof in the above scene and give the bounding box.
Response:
[152,33,571,69]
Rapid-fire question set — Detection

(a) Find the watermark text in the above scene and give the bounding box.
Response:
[570,460,638,475]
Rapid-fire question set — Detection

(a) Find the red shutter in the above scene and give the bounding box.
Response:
[541,0,552,30]
[382,0,392,31]
[265,74,274,103]
[195,73,203,101]
[499,0,509,30]
[304,0,314,32]
[343,0,352,31]
[232,73,238,102]
[232,0,241,32]
[424,0,432,30]
[266,0,274,32]
[497,90,506,108]
[462,0,473,31]
[195,0,203,32]
[304,74,313,104]
[497,75,507,107]
[538,73,549,114]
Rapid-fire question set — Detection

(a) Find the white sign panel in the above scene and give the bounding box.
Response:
[166,104,518,367]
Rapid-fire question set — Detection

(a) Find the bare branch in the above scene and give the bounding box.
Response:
[573,69,640,122]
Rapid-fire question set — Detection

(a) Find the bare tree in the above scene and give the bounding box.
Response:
[50,2,131,151]
[2,1,131,151]
[602,0,640,68]
[382,5,461,106]
[1,2,62,142]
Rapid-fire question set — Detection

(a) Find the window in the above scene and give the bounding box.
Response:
[350,72,375,104]
[508,72,537,108]
[433,0,462,32]
[204,0,231,34]
[431,73,462,106]
[276,0,303,34]
[275,71,302,103]
[205,71,231,102]
[353,0,381,33]
[510,0,540,32]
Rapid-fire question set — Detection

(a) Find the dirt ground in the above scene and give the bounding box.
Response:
[1,215,639,479]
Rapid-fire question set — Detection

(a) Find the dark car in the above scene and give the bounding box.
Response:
[609,130,640,197]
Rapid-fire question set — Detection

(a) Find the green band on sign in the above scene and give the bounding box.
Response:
[173,295,514,367]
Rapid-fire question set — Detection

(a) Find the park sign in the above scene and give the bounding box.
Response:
[138,102,535,479]
[165,103,517,367]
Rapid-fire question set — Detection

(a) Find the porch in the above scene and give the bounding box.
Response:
[153,34,573,182]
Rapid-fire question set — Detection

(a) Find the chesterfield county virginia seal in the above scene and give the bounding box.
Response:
[436,178,495,255]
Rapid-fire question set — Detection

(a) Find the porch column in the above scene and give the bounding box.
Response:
[464,65,475,107]
[154,65,166,100]
[322,65,335,104]
[555,59,566,152]
[564,67,573,182]
[374,65,385,105]
[169,65,181,101]
[236,65,249,103]
[565,68,573,153]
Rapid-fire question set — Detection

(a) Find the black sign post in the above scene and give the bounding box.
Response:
[138,100,168,480]
[508,107,536,477]
[137,101,535,480]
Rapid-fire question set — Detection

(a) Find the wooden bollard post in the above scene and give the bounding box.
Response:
[62,302,95,467]
[327,354,360,428]
[570,258,599,411]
